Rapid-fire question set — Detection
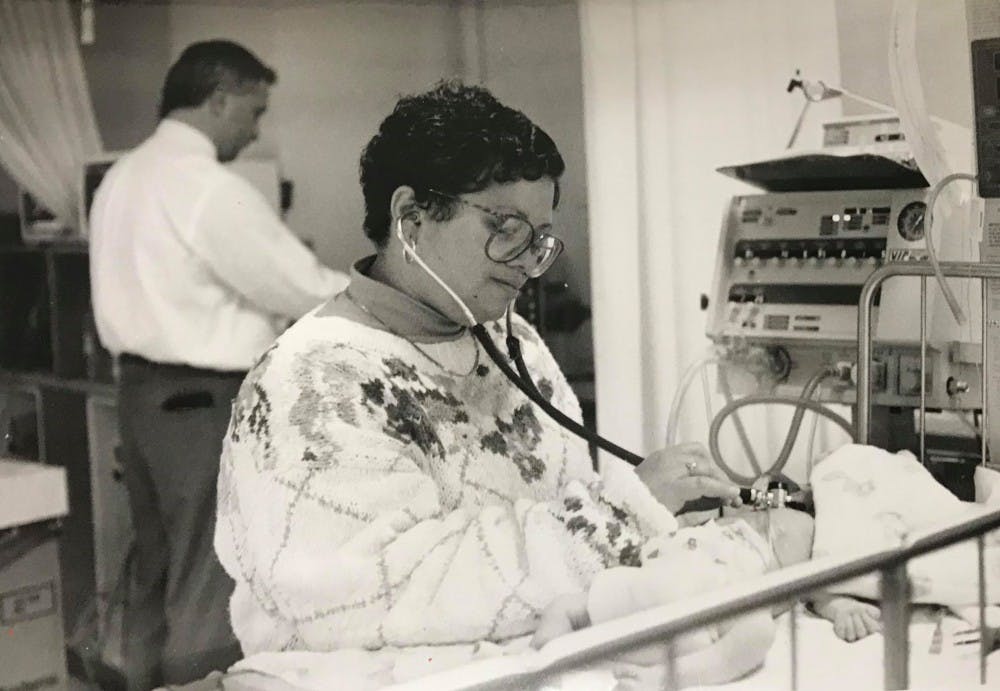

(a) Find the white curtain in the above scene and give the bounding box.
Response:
[580,0,850,483]
[0,0,102,230]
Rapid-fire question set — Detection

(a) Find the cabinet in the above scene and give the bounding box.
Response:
[0,242,112,380]
[86,392,130,650]
[0,228,124,657]
[0,384,44,460]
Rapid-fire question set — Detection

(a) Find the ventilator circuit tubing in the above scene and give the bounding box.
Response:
[664,356,763,476]
[665,356,718,446]
[707,369,855,486]
[716,365,764,477]
[924,173,979,326]
[889,0,976,326]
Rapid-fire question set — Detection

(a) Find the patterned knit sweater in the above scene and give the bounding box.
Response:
[215,308,679,655]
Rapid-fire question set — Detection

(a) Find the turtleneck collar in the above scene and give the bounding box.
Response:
[345,255,466,341]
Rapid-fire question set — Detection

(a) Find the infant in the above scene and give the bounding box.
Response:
[532,508,878,689]
[730,510,882,644]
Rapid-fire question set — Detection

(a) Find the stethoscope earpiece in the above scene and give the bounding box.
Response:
[395,215,478,326]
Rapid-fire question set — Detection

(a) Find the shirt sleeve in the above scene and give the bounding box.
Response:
[187,173,348,318]
[215,341,678,653]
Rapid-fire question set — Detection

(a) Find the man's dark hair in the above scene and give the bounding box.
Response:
[159,40,276,119]
[360,80,565,245]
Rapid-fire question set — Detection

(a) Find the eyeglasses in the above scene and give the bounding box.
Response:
[427,189,564,278]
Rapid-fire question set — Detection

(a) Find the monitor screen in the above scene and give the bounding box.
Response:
[18,188,66,242]
[20,190,56,224]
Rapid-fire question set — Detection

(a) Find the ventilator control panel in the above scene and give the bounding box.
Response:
[707,188,929,344]
[706,187,986,408]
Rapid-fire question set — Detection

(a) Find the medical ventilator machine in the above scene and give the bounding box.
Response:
[700,2,1000,502]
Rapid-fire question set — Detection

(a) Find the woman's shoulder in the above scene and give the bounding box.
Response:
[229,312,418,443]
[248,311,410,386]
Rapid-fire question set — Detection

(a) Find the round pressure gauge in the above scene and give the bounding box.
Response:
[896,201,926,241]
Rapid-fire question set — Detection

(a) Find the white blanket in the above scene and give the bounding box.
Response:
[811,444,1000,608]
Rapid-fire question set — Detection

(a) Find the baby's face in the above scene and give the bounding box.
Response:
[736,508,815,569]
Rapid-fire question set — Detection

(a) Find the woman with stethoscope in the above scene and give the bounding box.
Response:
[215,79,743,664]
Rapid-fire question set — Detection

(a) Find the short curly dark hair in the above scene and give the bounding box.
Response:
[360,80,565,245]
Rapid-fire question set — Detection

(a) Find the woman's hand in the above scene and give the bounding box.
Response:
[530,593,590,649]
[635,442,741,515]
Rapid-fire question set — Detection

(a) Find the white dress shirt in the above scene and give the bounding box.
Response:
[89,119,348,371]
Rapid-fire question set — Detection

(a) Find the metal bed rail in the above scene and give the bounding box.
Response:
[857,261,1000,457]
[461,506,1000,691]
[849,259,1000,688]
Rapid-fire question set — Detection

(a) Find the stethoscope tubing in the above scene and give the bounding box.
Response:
[472,324,730,514]
[470,324,643,468]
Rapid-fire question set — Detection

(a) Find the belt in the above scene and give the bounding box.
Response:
[118,353,247,380]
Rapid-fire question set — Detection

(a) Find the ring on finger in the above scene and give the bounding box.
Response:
[685,461,699,475]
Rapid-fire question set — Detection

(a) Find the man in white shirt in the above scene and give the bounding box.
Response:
[88,40,348,690]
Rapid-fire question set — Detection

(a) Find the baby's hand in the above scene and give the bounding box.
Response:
[531,593,590,649]
[813,595,882,642]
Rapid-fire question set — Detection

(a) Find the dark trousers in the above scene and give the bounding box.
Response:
[117,355,245,690]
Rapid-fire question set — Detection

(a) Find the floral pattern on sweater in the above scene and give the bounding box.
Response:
[215,311,678,655]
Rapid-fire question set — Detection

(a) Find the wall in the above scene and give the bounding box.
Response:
[836,0,972,128]
[474,1,589,295]
[476,1,593,375]
[164,1,589,285]
[82,2,172,152]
